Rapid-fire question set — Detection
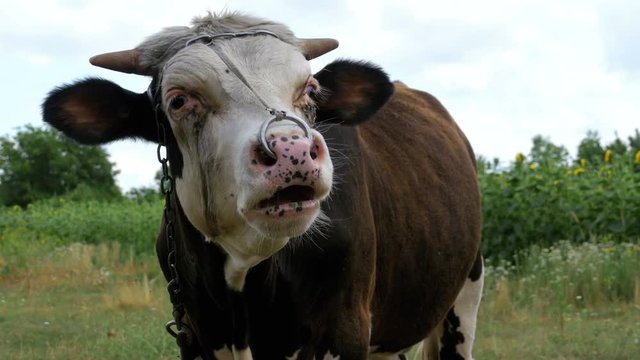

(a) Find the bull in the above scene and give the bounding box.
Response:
[43,12,483,360]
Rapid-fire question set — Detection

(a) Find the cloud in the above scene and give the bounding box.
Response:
[107,142,159,191]
[1,0,639,190]
[598,1,640,75]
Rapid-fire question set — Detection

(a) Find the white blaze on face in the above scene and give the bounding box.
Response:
[160,38,333,290]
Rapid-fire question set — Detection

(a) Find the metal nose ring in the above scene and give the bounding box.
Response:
[258,113,313,159]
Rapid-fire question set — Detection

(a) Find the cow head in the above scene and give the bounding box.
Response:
[43,12,393,288]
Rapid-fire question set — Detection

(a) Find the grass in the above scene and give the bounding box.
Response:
[405,302,640,360]
[0,243,175,359]
[475,302,640,359]
[1,241,639,359]
[471,239,640,359]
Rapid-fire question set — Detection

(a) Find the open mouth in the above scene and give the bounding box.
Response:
[257,185,316,209]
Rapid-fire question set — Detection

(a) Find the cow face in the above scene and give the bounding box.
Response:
[157,37,334,244]
[43,13,393,288]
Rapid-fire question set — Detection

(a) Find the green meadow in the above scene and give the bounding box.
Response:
[1,240,638,359]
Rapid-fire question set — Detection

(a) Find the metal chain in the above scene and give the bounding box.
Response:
[154,103,194,358]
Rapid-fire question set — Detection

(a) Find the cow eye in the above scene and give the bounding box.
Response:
[304,83,317,96]
[169,95,187,110]
[302,76,319,97]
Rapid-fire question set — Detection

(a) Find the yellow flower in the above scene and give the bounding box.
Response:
[580,159,587,169]
[529,163,538,171]
[604,149,612,163]
[635,150,640,164]
[515,152,525,164]
[573,167,585,176]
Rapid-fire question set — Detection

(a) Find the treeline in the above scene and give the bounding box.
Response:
[0,126,159,207]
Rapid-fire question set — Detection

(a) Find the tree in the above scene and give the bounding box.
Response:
[0,125,121,206]
[628,129,640,153]
[529,135,569,167]
[125,169,165,202]
[577,130,604,165]
[606,135,628,158]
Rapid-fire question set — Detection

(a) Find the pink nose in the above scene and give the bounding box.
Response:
[252,133,325,185]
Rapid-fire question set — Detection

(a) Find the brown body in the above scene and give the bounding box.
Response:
[364,83,481,349]
[311,82,481,354]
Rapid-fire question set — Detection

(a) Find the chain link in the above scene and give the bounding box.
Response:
[154,103,194,358]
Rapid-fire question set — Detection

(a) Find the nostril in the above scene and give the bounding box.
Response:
[256,146,277,166]
[309,144,321,160]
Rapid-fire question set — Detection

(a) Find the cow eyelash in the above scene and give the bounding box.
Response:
[304,83,317,96]
[302,77,319,97]
[169,95,187,110]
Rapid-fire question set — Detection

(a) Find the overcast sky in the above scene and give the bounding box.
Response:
[1,0,638,191]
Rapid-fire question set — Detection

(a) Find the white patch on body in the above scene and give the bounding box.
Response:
[212,344,254,360]
[213,345,233,360]
[448,267,484,359]
[232,345,254,360]
[285,349,341,360]
[212,230,288,291]
[320,351,341,360]
[286,349,301,360]
[422,262,484,360]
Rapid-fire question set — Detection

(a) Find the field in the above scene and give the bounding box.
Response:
[1,143,639,358]
[1,240,638,359]
[0,244,175,359]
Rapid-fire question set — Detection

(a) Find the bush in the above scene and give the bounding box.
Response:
[484,239,640,310]
[480,133,640,260]
[0,125,121,207]
[0,197,163,262]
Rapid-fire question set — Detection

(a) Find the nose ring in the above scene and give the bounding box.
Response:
[258,113,312,159]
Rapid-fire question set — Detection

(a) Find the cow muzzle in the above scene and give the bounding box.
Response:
[258,111,313,160]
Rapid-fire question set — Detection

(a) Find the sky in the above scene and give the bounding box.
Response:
[1,0,638,191]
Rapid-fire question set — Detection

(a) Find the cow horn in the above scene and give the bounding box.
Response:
[89,49,152,75]
[299,38,339,60]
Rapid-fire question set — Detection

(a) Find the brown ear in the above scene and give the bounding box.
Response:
[313,60,394,125]
[42,78,158,144]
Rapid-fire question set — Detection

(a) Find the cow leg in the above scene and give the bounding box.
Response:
[422,253,484,360]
